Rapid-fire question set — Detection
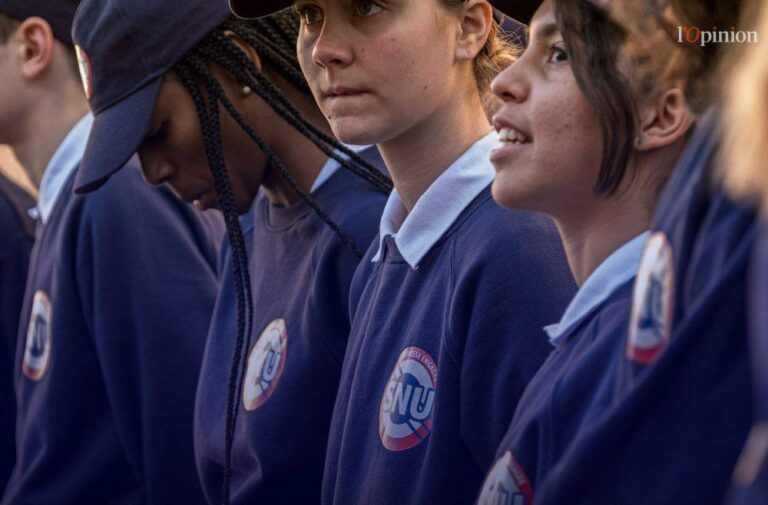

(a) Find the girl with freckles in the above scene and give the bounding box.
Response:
[508,0,761,503]
[477,0,692,502]
[232,0,575,503]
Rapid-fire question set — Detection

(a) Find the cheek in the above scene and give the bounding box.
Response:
[535,90,603,183]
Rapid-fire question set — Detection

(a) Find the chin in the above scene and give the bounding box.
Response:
[491,174,541,212]
[328,116,387,146]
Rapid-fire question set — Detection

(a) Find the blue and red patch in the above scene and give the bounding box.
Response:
[627,232,674,365]
[379,347,438,452]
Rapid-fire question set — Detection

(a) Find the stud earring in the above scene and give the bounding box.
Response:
[241,85,252,97]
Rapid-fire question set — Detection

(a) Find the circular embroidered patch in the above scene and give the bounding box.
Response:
[627,232,675,364]
[242,319,288,411]
[379,346,438,451]
[22,290,53,381]
[75,45,93,100]
[477,451,534,505]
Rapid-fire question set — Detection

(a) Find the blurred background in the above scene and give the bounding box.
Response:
[0,146,35,197]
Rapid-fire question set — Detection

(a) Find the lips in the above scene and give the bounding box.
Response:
[322,85,370,100]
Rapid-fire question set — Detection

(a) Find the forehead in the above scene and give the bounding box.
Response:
[529,1,559,43]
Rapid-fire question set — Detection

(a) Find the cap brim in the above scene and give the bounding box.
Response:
[229,0,292,19]
[491,0,541,24]
[74,79,161,194]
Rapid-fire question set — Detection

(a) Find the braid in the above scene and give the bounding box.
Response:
[176,64,254,505]
[174,12,392,504]
[198,37,391,191]
[215,14,394,193]
[184,53,365,257]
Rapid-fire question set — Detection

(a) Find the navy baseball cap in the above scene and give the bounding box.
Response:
[71,0,231,194]
[0,0,80,44]
[230,0,541,24]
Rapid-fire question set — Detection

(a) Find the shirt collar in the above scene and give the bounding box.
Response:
[372,131,498,268]
[544,231,650,346]
[310,144,370,193]
[37,113,94,224]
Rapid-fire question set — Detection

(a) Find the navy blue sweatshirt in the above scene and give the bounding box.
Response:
[477,231,649,504]
[535,110,756,505]
[0,174,34,494]
[321,134,575,505]
[194,149,387,505]
[3,160,223,505]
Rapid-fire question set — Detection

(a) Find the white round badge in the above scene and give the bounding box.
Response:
[627,232,675,364]
[22,290,53,381]
[242,319,288,411]
[477,451,533,505]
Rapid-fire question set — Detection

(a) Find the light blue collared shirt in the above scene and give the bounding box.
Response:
[310,144,370,193]
[544,231,650,346]
[372,131,498,268]
[35,113,94,224]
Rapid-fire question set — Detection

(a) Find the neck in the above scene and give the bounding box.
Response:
[554,191,653,286]
[379,89,490,211]
[260,92,333,207]
[10,88,89,189]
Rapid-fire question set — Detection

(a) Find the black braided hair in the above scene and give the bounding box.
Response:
[173,10,392,505]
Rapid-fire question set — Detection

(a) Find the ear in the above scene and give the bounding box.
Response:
[16,17,56,80]
[455,0,493,63]
[635,88,694,151]
[223,30,263,73]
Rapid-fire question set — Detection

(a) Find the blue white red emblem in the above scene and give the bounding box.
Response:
[242,319,287,411]
[627,232,674,364]
[22,290,53,381]
[75,45,93,100]
[379,346,438,452]
[477,451,533,505]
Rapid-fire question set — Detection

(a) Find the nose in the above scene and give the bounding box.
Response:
[491,59,529,104]
[138,151,175,187]
[311,21,354,69]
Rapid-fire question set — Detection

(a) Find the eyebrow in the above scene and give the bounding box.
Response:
[533,22,559,42]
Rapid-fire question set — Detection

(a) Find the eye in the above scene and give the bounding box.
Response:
[144,122,168,144]
[354,1,383,17]
[295,4,324,26]
[547,44,569,63]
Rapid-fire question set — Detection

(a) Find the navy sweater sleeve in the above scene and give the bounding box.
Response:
[445,202,576,469]
[73,168,222,503]
[0,177,34,494]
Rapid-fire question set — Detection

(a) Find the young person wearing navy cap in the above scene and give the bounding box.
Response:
[233,1,574,504]
[0,1,225,503]
[519,1,759,503]
[475,0,694,501]
[71,0,390,503]
[0,170,34,494]
[723,0,768,501]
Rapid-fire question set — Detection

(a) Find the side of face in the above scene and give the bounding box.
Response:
[489,0,603,218]
[294,0,466,145]
[0,19,37,144]
[137,71,269,214]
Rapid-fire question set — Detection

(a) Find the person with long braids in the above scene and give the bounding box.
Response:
[71,0,390,503]
[234,1,575,504]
